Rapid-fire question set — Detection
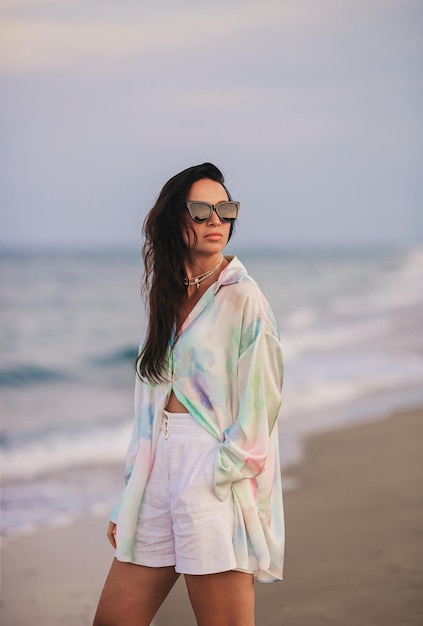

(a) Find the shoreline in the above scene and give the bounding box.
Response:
[1,406,422,625]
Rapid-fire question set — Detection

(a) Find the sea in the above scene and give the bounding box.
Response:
[1,246,422,541]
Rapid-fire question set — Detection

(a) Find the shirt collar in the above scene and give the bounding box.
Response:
[214,255,248,292]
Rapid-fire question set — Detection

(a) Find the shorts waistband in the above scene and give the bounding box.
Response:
[161,410,212,438]
[163,410,191,418]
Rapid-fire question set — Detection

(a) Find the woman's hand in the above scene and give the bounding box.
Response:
[107,521,117,549]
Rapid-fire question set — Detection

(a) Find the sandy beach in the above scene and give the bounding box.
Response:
[1,406,422,625]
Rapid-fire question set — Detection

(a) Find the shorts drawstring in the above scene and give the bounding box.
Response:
[163,412,170,440]
[162,410,191,441]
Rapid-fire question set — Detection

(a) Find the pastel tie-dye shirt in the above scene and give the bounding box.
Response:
[111,255,285,582]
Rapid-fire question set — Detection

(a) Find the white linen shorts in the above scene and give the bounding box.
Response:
[132,411,238,575]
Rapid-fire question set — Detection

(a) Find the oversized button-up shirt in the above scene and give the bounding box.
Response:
[111,255,285,581]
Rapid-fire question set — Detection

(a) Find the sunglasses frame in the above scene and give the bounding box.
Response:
[186,201,240,223]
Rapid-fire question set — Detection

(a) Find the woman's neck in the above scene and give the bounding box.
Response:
[183,254,228,299]
[184,253,224,280]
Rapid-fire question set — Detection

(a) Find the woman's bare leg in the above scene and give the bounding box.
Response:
[93,558,179,626]
[185,570,255,626]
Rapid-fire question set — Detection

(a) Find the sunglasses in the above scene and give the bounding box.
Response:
[186,201,240,223]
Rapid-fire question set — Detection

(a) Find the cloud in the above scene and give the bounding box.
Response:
[0,0,340,72]
[0,0,65,8]
[0,17,166,72]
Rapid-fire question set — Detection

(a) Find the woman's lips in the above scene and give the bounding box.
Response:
[205,232,223,239]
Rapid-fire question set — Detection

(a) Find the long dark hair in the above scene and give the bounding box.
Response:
[136,162,234,384]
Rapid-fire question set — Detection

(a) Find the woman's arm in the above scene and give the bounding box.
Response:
[107,521,117,548]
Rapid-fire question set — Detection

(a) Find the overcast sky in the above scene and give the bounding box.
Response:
[1,0,422,251]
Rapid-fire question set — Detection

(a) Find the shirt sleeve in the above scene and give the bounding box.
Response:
[214,312,284,501]
[109,377,142,522]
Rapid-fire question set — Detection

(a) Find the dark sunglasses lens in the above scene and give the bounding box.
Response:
[217,202,238,222]
[188,202,211,222]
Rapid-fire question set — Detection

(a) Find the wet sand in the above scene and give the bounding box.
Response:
[1,407,422,625]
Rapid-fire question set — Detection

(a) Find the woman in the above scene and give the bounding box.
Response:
[94,163,284,626]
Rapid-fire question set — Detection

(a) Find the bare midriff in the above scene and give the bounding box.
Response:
[165,390,189,413]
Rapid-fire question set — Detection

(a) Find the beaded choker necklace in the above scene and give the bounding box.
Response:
[183,255,224,289]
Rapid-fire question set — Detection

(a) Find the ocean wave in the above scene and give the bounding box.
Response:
[0,345,138,389]
[90,345,138,367]
[0,364,72,388]
[284,306,318,330]
[283,317,393,359]
[0,423,132,480]
[332,246,423,317]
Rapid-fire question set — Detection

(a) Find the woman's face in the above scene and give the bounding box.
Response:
[183,178,231,255]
